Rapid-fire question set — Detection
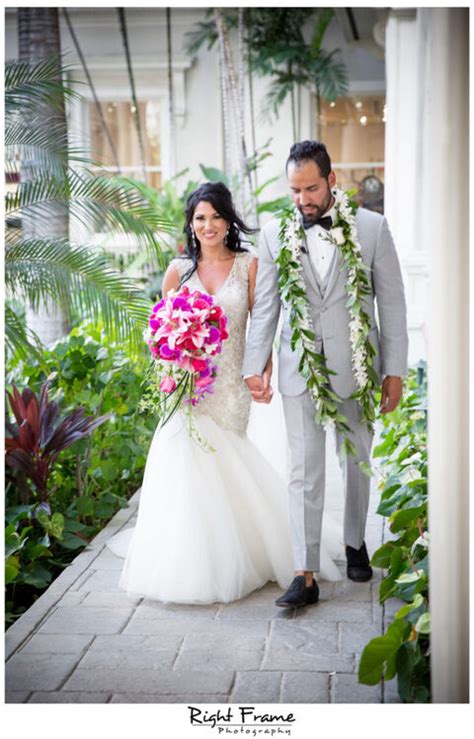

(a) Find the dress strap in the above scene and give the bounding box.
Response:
[235,250,255,281]
[171,257,193,280]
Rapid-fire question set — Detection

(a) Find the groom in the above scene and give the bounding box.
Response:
[243,140,408,608]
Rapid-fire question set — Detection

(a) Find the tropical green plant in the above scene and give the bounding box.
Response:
[5,54,174,357]
[6,321,156,511]
[358,367,430,702]
[249,9,347,130]
[5,503,65,614]
[186,8,348,141]
[5,321,156,623]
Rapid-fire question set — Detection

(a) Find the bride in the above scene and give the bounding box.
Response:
[106,182,341,604]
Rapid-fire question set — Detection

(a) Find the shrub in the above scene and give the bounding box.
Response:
[5,321,156,623]
[358,366,430,702]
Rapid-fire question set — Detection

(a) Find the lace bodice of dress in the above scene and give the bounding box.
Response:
[171,252,254,435]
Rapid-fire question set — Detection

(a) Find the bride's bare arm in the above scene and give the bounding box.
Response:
[161,264,180,296]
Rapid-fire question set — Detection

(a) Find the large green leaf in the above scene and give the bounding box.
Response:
[358,619,412,685]
[5,556,20,585]
[199,164,228,185]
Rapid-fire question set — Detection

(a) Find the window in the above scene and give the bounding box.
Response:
[89,100,162,190]
[318,94,385,213]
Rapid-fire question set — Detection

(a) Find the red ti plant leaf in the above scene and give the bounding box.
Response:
[5,381,110,504]
[39,400,60,448]
[17,420,36,453]
[25,394,40,437]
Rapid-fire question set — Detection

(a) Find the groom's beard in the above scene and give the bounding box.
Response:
[299,187,333,229]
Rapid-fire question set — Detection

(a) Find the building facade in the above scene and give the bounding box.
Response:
[5,6,428,365]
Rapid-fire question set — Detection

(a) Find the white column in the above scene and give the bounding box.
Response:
[385,9,429,365]
[421,7,469,704]
[384,8,418,251]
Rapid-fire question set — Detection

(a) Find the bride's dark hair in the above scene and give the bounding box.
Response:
[179,181,256,285]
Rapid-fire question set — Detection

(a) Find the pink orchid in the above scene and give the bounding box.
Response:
[160,376,177,393]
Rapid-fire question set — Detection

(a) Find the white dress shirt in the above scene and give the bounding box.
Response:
[304,204,337,281]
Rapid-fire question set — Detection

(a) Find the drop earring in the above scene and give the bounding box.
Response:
[224,227,230,246]
[190,227,197,250]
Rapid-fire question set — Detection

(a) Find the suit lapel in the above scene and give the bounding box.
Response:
[322,246,344,303]
[300,250,323,302]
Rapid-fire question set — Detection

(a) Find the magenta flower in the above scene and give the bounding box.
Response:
[159,344,176,360]
[145,285,229,411]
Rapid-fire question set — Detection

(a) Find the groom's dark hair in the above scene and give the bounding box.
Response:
[286,140,332,178]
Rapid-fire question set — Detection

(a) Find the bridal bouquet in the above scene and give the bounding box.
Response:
[141,285,229,431]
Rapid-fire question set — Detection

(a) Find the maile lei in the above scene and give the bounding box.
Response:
[275,186,379,456]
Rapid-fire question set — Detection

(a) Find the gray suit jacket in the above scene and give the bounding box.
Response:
[242,207,408,398]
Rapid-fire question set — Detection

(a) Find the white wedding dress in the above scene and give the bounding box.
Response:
[106,252,342,604]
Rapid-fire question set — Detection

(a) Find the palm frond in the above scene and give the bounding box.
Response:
[262,80,294,119]
[310,9,335,53]
[5,120,90,178]
[6,171,174,266]
[184,10,237,54]
[5,238,151,351]
[5,54,81,114]
[5,304,47,365]
[312,50,349,101]
[5,119,91,164]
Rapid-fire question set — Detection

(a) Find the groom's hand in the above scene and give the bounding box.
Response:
[245,375,273,404]
[380,376,403,413]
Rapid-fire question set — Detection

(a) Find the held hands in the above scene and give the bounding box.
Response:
[380,375,403,414]
[245,358,274,404]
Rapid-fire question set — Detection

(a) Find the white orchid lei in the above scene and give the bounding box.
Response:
[275,186,379,455]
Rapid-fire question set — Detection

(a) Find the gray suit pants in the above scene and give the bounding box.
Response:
[282,390,374,571]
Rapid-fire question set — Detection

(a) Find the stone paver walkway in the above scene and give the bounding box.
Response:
[5,435,402,704]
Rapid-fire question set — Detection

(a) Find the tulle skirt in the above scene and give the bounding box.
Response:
[107,400,342,604]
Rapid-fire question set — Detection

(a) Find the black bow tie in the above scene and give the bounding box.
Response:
[315,215,332,231]
[303,215,332,231]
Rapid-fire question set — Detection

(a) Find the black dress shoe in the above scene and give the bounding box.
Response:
[346,541,373,581]
[275,575,319,608]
